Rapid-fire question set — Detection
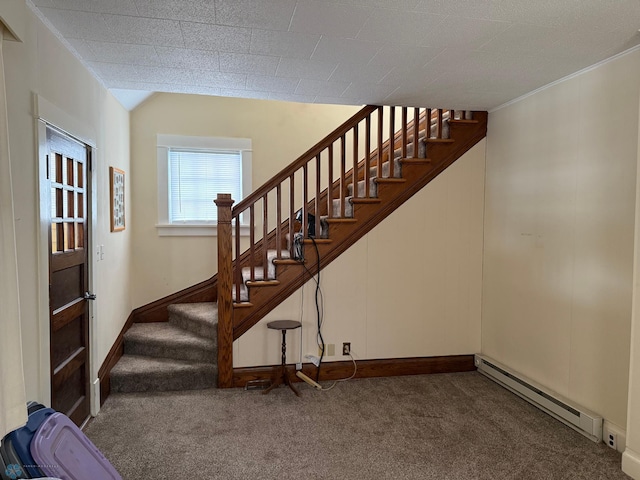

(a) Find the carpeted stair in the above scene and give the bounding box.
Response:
[110,303,218,393]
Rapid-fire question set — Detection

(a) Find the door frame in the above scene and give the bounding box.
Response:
[35,95,99,417]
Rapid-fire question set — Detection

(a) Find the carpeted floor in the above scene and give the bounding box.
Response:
[85,372,629,480]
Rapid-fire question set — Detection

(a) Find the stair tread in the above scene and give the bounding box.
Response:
[401,157,432,164]
[111,354,217,376]
[374,178,406,183]
[449,119,478,124]
[168,302,218,340]
[324,218,357,224]
[110,354,217,392]
[303,238,331,244]
[272,258,304,264]
[125,322,215,350]
[425,138,455,143]
[245,279,280,287]
[168,302,217,327]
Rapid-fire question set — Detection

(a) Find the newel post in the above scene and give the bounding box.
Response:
[215,193,234,388]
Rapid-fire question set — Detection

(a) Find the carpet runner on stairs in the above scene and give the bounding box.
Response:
[110,302,218,393]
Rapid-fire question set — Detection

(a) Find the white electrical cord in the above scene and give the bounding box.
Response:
[296,352,358,392]
[319,352,357,391]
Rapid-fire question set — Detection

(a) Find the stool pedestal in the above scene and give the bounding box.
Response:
[263,320,302,397]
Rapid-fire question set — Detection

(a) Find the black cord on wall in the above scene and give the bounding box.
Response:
[302,236,323,382]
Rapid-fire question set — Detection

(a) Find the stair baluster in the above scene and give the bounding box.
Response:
[276,184,282,260]
[249,205,255,283]
[388,107,395,178]
[315,153,321,237]
[235,216,241,303]
[327,144,334,219]
[352,124,359,200]
[289,174,295,258]
[340,135,346,218]
[263,194,268,281]
[303,163,309,237]
[401,107,408,158]
[377,106,383,182]
[365,114,371,198]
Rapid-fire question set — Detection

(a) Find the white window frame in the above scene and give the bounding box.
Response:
[156,134,252,237]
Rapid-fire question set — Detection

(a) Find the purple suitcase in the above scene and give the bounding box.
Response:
[30,413,121,480]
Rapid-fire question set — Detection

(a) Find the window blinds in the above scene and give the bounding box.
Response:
[168,149,242,223]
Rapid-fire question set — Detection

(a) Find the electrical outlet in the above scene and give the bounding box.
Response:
[603,422,625,452]
[343,342,351,355]
[295,362,302,371]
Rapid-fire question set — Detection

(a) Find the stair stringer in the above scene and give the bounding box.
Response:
[231,111,488,339]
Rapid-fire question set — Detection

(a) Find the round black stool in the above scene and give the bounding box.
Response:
[263,320,302,397]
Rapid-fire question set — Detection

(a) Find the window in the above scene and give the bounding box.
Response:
[168,149,241,223]
[156,134,252,236]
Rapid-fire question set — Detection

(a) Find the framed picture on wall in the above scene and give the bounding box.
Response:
[110,167,125,232]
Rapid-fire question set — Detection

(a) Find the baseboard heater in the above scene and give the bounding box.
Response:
[475,354,602,443]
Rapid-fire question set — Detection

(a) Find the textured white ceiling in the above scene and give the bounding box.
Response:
[30,0,640,110]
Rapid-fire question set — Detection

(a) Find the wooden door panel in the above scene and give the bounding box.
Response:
[50,266,83,310]
[51,315,84,367]
[52,360,88,426]
[47,126,90,427]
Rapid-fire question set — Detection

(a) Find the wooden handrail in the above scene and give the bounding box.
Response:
[232,104,378,215]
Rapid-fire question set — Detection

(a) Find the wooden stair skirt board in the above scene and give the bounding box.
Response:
[233,355,476,388]
[98,312,134,406]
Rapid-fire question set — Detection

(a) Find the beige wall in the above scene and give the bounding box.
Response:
[130,94,361,307]
[482,49,640,430]
[622,83,640,479]
[4,4,131,403]
[234,140,486,366]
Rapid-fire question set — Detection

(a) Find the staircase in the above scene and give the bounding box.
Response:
[110,303,218,392]
[109,105,487,394]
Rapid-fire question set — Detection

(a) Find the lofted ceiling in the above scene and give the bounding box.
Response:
[29,0,640,111]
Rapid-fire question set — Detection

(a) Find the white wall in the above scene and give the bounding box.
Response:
[234,140,486,366]
[3,4,131,403]
[482,49,640,430]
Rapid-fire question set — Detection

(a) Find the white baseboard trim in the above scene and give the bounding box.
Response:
[623,448,640,479]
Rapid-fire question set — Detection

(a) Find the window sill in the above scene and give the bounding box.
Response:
[156,223,251,237]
